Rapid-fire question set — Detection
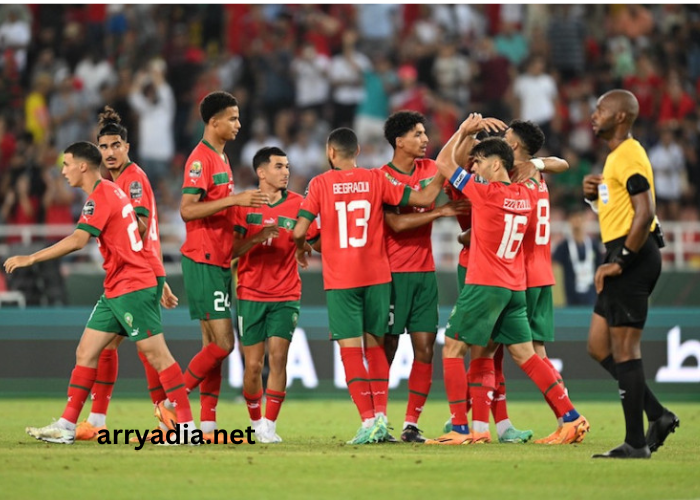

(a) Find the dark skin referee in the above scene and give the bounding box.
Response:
[583,89,679,459]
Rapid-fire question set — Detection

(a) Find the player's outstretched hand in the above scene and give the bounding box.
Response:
[295,244,312,269]
[160,281,179,309]
[583,174,603,201]
[594,262,622,294]
[3,255,34,274]
[510,160,537,183]
[439,199,470,217]
[234,189,270,208]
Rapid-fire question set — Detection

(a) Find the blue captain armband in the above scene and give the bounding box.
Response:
[450,168,472,191]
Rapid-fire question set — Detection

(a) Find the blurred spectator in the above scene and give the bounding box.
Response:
[432,36,473,108]
[649,127,686,221]
[74,48,117,109]
[547,6,586,81]
[128,60,175,190]
[328,29,370,128]
[286,128,325,192]
[24,73,52,145]
[391,64,430,115]
[290,42,330,117]
[494,21,529,67]
[49,72,91,151]
[241,118,282,169]
[512,56,557,138]
[0,5,32,73]
[658,74,696,128]
[356,4,399,55]
[553,208,604,306]
[354,52,397,146]
[473,37,512,120]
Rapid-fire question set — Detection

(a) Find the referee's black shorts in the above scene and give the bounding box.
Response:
[594,234,662,329]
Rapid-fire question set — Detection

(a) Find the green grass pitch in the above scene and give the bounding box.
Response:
[0,398,697,500]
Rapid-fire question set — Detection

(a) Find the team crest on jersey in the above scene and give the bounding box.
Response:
[189,161,202,178]
[124,312,133,327]
[385,172,401,186]
[82,200,95,217]
[129,181,143,199]
[523,179,537,190]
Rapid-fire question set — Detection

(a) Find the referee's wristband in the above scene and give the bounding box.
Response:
[613,245,637,270]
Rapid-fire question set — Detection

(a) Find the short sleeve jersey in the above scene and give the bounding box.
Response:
[181,140,235,268]
[298,167,412,290]
[233,190,320,301]
[451,169,535,290]
[522,176,555,288]
[77,179,157,298]
[446,183,471,269]
[114,162,165,278]
[598,138,657,243]
[381,159,437,273]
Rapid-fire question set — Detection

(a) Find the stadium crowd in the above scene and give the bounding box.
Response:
[1,4,700,303]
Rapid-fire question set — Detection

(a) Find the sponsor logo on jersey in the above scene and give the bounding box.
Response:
[129,181,143,199]
[189,161,202,178]
[599,183,609,204]
[82,200,95,217]
[332,181,370,194]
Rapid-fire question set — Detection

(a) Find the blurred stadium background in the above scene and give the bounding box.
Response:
[0,4,699,398]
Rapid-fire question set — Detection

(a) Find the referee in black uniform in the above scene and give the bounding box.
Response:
[583,89,679,459]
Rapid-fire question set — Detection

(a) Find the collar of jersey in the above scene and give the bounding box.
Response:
[386,161,415,176]
[93,179,102,190]
[201,140,228,164]
[267,189,288,208]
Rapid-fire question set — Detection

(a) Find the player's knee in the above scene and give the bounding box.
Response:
[75,344,100,367]
[245,357,264,377]
[414,344,434,363]
[214,336,235,354]
[268,351,288,373]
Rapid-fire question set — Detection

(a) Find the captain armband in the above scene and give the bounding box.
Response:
[449,168,472,191]
[626,174,650,196]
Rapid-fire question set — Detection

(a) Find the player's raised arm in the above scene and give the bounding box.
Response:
[4,229,91,274]
[384,199,469,233]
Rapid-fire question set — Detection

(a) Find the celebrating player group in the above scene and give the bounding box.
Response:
[4,89,677,458]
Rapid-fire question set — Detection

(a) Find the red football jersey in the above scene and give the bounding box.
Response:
[452,172,535,290]
[381,159,437,273]
[77,179,157,298]
[114,162,165,278]
[233,191,320,301]
[522,176,555,288]
[299,167,411,290]
[446,184,471,268]
[180,140,235,268]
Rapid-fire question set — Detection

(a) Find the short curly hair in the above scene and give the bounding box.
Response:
[508,119,545,156]
[384,110,426,150]
[200,91,238,124]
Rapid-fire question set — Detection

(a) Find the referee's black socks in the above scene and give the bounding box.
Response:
[616,359,647,449]
[600,355,663,421]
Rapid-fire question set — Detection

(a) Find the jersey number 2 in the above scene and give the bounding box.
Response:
[122,204,143,252]
[335,200,370,248]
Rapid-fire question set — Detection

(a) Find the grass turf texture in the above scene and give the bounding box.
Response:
[1,399,697,500]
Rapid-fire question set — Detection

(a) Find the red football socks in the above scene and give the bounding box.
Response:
[405,361,432,424]
[340,347,375,420]
[62,365,97,423]
[91,349,118,415]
